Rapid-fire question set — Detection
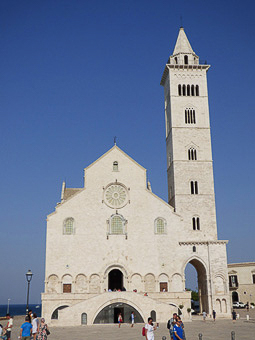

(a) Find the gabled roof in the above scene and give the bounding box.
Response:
[173,27,195,55]
[84,144,146,172]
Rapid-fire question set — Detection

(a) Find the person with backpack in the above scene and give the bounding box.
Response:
[167,313,177,340]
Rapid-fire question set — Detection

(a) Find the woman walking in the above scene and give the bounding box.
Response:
[118,313,123,328]
[37,318,50,340]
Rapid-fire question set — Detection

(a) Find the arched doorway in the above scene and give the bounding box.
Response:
[232,291,239,303]
[93,302,144,324]
[184,258,209,313]
[108,269,123,291]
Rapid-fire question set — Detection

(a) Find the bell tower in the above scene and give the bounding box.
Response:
[161,28,217,240]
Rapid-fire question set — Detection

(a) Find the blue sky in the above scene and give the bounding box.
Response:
[0,0,254,304]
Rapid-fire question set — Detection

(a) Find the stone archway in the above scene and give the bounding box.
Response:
[184,258,209,313]
[232,291,239,303]
[108,269,123,291]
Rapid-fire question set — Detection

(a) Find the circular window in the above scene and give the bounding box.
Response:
[104,183,128,209]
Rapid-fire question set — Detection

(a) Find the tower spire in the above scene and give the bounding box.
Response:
[173,27,194,55]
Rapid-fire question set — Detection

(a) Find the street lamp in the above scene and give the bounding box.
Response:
[25,269,33,315]
[7,298,11,314]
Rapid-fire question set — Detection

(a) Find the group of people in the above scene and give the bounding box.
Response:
[143,313,185,340]
[0,311,49,340]
[117,311,135,328]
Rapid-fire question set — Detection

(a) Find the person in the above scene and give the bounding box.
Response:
[20,316,32,340]
[28,311,33,324]
[37,318,49,340]
[173,319,183,340]
[212,310,216,322]
[202,310,207,321]
[4,314,13,340]
[232,310,237,322]
[32,313,39,340]
[130,311,135,327]
[167,313,177,340]
[118,313,123,328]
[0,324,3,336]
[176,316,185,340]
[145,317,157,340]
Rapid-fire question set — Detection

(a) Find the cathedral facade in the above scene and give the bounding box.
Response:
[42,28,231,326]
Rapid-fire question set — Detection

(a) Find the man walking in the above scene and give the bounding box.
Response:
[130,311,135,327]
[20,316,32,340]
[4,314,13,340]
[167,313,177,340]
[173,319,183,340]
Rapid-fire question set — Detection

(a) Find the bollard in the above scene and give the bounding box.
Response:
[198,333,203,340]
[162,337,167,340]
[231,331,235,340]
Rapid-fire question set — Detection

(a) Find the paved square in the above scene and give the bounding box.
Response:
[9,314,255,340]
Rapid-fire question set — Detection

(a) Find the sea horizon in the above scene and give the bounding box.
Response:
[0,304,42,317]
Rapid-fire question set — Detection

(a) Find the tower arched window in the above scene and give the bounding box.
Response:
[175,57,178,64]
[178,85,182,96]
[185,109,196,124]
[154,218,166,234]
[188,148,197,160]
[182,85,186,96]
[193,246,196,252]
[191,85,195,96]
[63,217,74,235]
[192,217,200,230]
[184,55,188,65]
[187,85,190,96]
[190,181,198,194]
[110,214,125,235]
[113,161,118,171]
[196,85,199,96]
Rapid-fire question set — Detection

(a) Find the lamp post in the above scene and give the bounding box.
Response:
[25,269,33,315]
[7,298,11,314]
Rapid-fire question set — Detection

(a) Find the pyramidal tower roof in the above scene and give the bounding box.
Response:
[173,27,194,55]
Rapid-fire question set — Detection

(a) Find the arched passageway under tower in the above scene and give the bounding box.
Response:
[184,258,209,313]
[232,291,239,303]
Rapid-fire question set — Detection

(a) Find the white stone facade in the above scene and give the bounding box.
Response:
[42,28,231,325]
[228,263,255,307]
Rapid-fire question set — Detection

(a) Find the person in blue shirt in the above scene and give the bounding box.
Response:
[173,320,183,340]
[20,316,32,340]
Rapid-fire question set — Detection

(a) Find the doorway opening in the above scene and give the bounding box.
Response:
[108,269,123,291]
[232,291,239,303]
[185,259,209,313]
[94,302,144,324]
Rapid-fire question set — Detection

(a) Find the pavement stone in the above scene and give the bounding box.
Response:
[7,313,255,340]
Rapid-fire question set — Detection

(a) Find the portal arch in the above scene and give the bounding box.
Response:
[183,256,209,313]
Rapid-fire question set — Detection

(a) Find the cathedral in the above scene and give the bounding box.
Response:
[42,28,231,326]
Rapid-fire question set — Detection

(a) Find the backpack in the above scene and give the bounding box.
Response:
[167,319,171,329]
[142,326,146,336]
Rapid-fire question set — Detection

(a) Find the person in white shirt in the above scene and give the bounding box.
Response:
[0,324,3,336]
[32,313,39,340]
[4,314,13,340]
[145,317,157,340]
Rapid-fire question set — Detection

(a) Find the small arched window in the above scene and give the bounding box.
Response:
[175,57,178,64]
[184,55,188,65]
[81,313,87,325]
[192,217,200,230]
[190,181,198,195]
[178,84,182,96]
[188,148,197,160]
[193,246,196,252]
[113,161,118,171]
[110,214,125,234]
[63,218,74,235]
[155,218,166,234]
[182,85,186,96]
[150,310,156,322]
[187,85,190,96]
[196,85,199,96]
[191,85,195,96]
